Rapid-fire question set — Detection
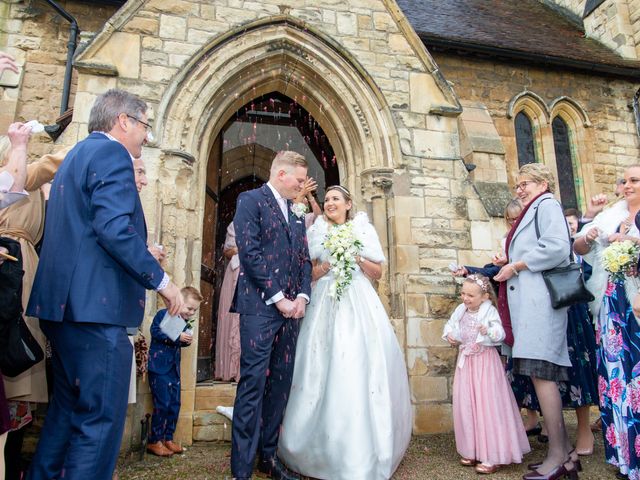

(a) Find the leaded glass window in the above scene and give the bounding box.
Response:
[552,116,578,210]
[515,112,536,167]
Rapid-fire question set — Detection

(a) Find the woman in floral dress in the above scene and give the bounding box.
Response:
[575,165,640,479]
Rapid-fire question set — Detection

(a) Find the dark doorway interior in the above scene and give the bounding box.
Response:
[197,91,340,382]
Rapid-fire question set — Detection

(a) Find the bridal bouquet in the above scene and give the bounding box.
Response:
[324,221,363,301]
[601,240,640,282]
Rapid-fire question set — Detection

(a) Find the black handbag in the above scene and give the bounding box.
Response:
[0,237,44,377]
[534,200,595,309]
[0,315,44,377]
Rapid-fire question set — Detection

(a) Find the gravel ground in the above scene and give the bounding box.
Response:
[117,412,619,480]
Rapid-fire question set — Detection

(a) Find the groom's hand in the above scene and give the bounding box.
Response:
[292,297,307,319]
[276,298,296,318]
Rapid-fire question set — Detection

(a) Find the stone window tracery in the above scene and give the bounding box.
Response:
[508,92,591,211]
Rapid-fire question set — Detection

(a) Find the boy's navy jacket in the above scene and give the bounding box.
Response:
[148,308,189,375]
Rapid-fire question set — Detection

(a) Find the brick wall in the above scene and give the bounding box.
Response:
[0,0,117,157]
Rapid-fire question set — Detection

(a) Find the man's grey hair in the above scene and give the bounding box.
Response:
[88,89,147,133]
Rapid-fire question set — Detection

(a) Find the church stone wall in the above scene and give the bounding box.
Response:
[432,52,640,198]
[546,0,587,16]
[65,0,468,441]
[583,0,639,59]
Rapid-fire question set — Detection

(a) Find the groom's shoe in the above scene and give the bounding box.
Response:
[257,457,300,480]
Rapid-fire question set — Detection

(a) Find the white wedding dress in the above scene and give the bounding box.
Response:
[278,213,412,480]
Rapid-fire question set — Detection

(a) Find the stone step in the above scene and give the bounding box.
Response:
[192,410,232,441]
[194,381,237,410]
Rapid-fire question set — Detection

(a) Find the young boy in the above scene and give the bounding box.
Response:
[147,286,203,456]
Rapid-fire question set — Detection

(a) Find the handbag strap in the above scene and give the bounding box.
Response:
[533,197,575,262]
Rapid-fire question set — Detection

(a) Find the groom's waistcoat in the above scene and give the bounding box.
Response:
[232,184,311,317]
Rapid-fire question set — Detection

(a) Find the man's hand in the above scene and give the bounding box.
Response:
[179,332,193,345]
[0,52,19,75]
[292,297,307,319]
[159,281,183,316]
[276,297,296,318]
[148,244,166,263]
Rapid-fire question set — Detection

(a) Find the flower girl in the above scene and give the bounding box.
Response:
[443,274,530,474]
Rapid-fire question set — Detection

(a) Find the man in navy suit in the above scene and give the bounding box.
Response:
[231,151,312,480]
[26,89,183,480]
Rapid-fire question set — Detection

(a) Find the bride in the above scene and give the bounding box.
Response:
[278,185,412,480]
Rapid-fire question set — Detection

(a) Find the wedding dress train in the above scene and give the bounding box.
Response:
[278,213,412,480]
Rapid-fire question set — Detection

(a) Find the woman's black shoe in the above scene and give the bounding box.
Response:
[537,433,549,443]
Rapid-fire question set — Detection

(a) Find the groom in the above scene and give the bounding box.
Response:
[231,151,312,480]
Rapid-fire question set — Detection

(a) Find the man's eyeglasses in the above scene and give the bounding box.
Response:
[513,180,536,192]
[126,114,152,131]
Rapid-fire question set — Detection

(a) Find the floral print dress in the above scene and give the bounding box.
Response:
[598,278,640,478]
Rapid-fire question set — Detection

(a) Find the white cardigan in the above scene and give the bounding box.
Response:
[442,300,505,346]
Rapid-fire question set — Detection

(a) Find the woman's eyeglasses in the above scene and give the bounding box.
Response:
[513,180,536,192]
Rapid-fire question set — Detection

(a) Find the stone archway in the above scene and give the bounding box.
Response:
[155,17,402,309]
[150,18,403,442]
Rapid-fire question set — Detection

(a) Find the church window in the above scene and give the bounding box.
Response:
[515,112,536,167]
[552,116,578,210]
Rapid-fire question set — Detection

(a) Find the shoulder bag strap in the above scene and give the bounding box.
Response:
[533,197,574,262]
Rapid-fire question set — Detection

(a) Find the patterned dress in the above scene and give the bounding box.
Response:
[598,278,640,478]
[559,302,598,408]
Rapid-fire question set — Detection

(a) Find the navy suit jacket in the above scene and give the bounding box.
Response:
[27,132,164,328]
[148,308,188,376]
[232,184,312,317]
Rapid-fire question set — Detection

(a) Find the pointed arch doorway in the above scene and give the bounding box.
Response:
[197,92,340,382]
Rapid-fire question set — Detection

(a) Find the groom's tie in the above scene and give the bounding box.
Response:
[277,197,288,223]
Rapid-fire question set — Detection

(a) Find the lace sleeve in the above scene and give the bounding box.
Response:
[353,212,385,263]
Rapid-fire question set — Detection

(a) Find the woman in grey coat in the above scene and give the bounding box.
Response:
[494,163,576,480]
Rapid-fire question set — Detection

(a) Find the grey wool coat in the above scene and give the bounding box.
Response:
[506,193,571,367]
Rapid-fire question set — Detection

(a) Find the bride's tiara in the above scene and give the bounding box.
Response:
[327,185,351,198]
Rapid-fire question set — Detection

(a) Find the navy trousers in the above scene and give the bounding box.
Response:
[27,321,132,480]
[230,314,300,478]
[148,370,181,442]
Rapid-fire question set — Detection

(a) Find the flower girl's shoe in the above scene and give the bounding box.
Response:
[475,463,499,474]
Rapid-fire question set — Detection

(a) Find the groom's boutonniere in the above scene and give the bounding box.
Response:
[291,202,308,219]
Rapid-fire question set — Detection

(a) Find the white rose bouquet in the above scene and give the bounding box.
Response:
[323,221,363,301]
[601,240,640,282]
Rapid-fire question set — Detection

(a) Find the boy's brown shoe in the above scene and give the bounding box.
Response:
[163,440,185,454]
[147,441,174,457]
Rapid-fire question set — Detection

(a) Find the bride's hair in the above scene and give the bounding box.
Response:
[325,185,354,220]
